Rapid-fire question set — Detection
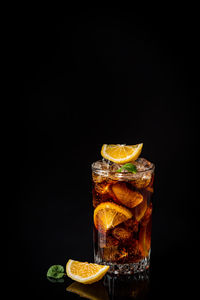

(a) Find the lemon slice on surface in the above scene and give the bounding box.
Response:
[101,143,143,163]
[94,202,132,232]
[66,259,109,284]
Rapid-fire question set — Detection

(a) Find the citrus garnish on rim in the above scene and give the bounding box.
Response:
[94,202,132,232]
[101,143,143,163]
[66,259,109,284]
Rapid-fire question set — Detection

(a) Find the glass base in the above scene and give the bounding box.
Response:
[95,254,150,275]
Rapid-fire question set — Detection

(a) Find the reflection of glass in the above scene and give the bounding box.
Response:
[66,270,150,299]
[66,281,109,300]
[103,270,150,299]
[92,158,155,275]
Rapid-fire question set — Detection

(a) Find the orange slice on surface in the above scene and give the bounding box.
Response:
[94,202,132,232]
[101,143,143,163]
[66,259,109,284]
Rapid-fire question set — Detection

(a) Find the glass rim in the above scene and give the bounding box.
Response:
[91,159,155,180]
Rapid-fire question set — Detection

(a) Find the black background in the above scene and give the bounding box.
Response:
[11,7,199,299]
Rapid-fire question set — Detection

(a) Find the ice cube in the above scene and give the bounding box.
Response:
[92,173,105,184]
[112,226,132,241]
[101,235,129,262]
[103,246,128,263]
[92,159,116,175]
[132,158,154,172]
[130,171,152,189]
[94,181,111,194]
[109,162,122,172]
[112,182,143,208]
[100,235,119,248]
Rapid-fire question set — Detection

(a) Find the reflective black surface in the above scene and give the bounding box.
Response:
[9,259,196,299]
[11,7,199,300]
[66,273,149,299]
[49,259,196,299]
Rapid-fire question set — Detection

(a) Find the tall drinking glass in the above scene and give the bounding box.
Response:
[92,158,155,275]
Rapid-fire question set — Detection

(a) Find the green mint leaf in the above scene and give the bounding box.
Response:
[117,163,137,174]
[47,265,65,279]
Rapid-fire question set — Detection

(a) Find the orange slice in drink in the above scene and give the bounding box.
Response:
[66,259,109,284]
[112,182,143,208]
[101,143,143,163]
[94,202,132,232]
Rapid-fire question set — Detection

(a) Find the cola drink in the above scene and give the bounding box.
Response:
[92,158,155,275]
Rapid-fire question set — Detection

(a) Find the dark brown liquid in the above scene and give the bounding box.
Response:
[92,173,154,264]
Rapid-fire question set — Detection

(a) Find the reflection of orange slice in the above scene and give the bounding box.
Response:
[146,186,154,193]
[141,204,152,226]
[101,144,143,163]
[139,219,152,257]
[67,281,110,300]
[135,198,147,221]
[94,202,132,232]
[146,219,152,251]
